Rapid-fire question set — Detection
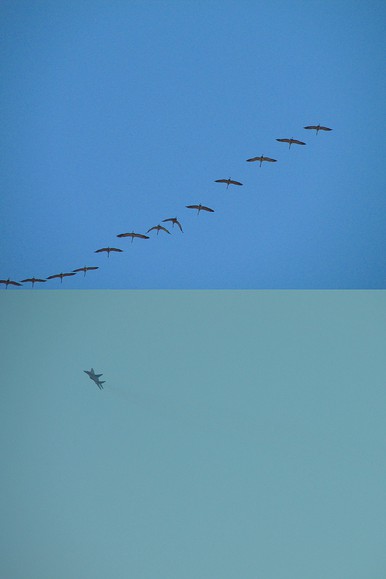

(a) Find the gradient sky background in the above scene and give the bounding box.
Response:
[1,0,385,289]
[1,291,386,578]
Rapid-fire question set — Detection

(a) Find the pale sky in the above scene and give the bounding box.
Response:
[1,290,386,578]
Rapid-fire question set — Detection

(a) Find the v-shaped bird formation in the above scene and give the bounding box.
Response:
[2,124,332,288]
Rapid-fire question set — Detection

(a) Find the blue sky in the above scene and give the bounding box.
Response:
[1,291,386,578]
[1,0,385,288]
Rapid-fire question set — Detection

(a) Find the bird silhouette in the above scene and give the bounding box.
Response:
[147,225,171,235]
[72,266,99,276]
[215,178,243,189]
[246,155,277,166]
[0,278,22,288]
[116,231,150,243]
[304,124,332,135]
[276,138,306,148]
[94,247,123,257]
[46,272,77,283]
[162,217,183,232]
[20,277,47,287]
[186,204,214,214]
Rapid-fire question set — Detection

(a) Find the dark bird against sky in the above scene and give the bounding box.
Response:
[116,231,150,243]
[246,155,277,166]
[46,272,77,283]
[147,225,171,235]
[304,124,333,134]
[276,138,306,148]
[94,247,123,257]
[186,204,215,214]
[215,178,243,189]
[0,278,22,288]
[162,217,183,232]
[20,277,47,287]
[72,266,99,276]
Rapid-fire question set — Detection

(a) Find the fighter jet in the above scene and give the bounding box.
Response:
[84,368,105,390]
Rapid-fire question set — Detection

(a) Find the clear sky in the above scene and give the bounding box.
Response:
[1,291,386,578]
[1,0,385,289]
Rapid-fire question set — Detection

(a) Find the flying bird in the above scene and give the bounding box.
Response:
[94,247,123,257]
[72,266,99,276]
[186,204,214,214]
[20,277,47,287]
[162,217,183,232]
[46,272,77,283]
[0,278,22,288]
[84,368,105,390]
[147,224,171,235]
[304,124,332,135]
[215,178,243,189]
[246,155,277,166]
[116,231,150,243]
[276,138,306,148]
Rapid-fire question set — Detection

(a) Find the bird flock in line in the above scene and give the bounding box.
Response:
[1,124,332,288]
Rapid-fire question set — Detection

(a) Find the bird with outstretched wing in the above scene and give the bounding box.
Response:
[147,225,171,235]
[246,155,277,166]
[214,178,243,189]
[162,217,183,232]
[94,247,123,257]
[276,138,306,148]
[186,204,215,215]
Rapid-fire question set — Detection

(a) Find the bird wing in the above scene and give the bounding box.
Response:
[186,205,198,209]
[246,156,262,162]
[147,226,157,233]
[1,279,21,285]
[135,234,149,239]
[159,226,170,234]
[21,278,46,283]
[214,179,229,184]
[73,267,98,272]
[304,125,318,130]
[291,139,306,145]
[319,126,332,131]
[117,232,132,238]
[276,138,290,143]
[176,220,183,232]
[229,180,243,185]
[263,157,277,162]
[201,205,214,212]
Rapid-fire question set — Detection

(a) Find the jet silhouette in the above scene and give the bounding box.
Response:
[84,368,105,390]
